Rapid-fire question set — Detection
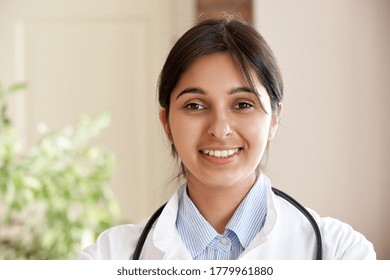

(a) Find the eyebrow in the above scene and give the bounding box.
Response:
[229,86,256,95]
[176,87,206,100]
[176,86,257,100]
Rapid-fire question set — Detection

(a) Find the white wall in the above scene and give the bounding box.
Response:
[255,0,390,259]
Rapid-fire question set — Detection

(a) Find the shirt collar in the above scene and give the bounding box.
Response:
[177,187,218,258]
[226,174,268,248]
[176,174,268,258]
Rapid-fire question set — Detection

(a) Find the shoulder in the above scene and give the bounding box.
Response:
[308,210,376,260]
[78,220,147,260]
[269,191,376,259]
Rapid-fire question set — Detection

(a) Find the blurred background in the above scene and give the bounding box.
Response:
[0,0,388,259]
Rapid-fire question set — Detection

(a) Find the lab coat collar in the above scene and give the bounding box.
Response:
[152,186,192,259]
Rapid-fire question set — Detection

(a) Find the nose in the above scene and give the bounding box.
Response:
[207,110,233,139]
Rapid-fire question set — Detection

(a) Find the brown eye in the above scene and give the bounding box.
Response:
[233,102,253,109]
[185,103,206,110]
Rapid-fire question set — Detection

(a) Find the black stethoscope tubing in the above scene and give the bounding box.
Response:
[132,187,323,260]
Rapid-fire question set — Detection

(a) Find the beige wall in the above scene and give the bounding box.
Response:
[255,0,390,259]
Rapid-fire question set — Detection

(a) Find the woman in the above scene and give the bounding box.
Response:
[79,18,376,260]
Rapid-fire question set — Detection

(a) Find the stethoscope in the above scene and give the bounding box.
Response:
[132,187,323,260]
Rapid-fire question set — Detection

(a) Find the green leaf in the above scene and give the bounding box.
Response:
[8,82,27,94]
[0,109,120,259]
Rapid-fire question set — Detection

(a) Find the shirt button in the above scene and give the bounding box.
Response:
[220,237,229,246]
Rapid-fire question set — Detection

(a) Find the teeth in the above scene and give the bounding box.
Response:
[202,148,239,158]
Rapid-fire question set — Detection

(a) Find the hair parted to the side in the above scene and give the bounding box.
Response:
[158,16,284,181]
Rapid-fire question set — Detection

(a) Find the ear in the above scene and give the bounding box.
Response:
[268,102,283,141]
[159,108,173,143]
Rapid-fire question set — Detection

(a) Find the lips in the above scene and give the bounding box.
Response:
[200,148,241,158]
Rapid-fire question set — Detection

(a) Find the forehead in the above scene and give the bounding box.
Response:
[183,53,242,78]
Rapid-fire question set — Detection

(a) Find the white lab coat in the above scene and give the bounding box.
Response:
[79,185,376,260]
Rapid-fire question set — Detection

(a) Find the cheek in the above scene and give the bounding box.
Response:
[245,117,272,149]
[169,114,202,149]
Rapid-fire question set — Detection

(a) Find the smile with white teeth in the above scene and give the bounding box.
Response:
[201,148,240,158]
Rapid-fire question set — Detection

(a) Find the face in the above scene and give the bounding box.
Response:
[160,53,281,191]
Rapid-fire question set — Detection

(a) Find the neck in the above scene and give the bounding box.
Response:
[186,174,257,234]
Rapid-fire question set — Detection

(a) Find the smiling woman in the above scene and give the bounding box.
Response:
[79,17,376,260]
[161,54,278,194]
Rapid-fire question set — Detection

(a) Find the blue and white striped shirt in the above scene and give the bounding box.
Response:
[176,175,268,260]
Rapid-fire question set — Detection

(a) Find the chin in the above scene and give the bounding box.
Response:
[199,173,251,189]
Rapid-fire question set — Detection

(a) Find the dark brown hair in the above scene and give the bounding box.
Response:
[158,17,284,177]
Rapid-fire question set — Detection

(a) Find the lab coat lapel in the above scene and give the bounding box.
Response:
[151,186,192,259]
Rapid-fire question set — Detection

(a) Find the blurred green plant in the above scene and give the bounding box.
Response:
[0,82,120,259]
